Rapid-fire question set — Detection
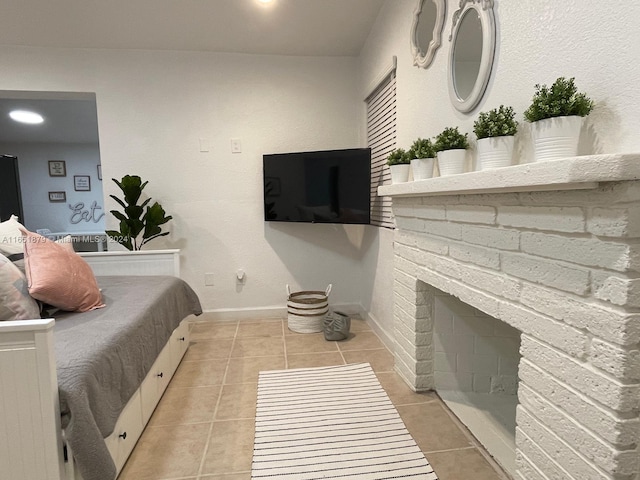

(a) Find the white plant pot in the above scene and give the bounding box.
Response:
[531,115,583,162]
[389,164,410,183]
[410,158,435,180]
[437,149,467,176]
[477,136,515,170]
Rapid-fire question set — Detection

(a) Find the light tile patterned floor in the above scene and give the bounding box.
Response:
[118,315,510,480]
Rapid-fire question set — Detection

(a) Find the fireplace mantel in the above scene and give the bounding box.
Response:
[379,153,640,197]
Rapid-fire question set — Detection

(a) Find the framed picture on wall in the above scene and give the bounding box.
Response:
[48,191,66,202]
[48,160,66,177]
[74,175,91,191]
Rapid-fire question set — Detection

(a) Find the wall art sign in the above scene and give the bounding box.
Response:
[48,191,66,202]
[48,160,66,177]
[74,175,91,191]
[68,201,105,224]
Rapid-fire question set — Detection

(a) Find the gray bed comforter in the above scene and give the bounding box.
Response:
[53,275,202,480]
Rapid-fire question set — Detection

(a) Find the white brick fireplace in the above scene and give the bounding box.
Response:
[379,154,640,480]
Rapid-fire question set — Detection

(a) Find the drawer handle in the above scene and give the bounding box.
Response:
[157,372,164,378]
[178,336,186,341]
[119,432,127,440]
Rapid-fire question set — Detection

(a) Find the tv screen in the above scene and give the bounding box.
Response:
[263,148,371,224]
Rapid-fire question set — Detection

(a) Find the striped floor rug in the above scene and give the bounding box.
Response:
[251,363,438,479]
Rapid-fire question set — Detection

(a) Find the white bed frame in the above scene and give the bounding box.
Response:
[0,249,189,480]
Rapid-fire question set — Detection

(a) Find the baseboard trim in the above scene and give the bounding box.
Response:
[200,303,397,354]
[201,303,365,322]
[201,306,286,321]
[359,306,396,353]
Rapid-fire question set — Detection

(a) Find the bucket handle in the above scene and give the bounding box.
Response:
[286,284,332,296]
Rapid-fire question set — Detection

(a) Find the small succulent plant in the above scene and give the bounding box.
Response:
[408,138,437,159]
[524,77,594,123]
[387,148,411,166]
[434,127,469,152]
[473,105,518,139]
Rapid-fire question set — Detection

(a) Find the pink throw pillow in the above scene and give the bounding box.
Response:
[21,229,105,312]
[55,235,76,253]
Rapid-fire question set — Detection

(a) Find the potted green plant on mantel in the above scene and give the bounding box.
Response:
[387,148,411,183]
[106,175,173,250]
[408,137,436,180]
[524,76,594,162]
[434,126,470,176]
[473,105,519,170]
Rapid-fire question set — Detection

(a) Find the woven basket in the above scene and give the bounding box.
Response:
[286,284,332,333]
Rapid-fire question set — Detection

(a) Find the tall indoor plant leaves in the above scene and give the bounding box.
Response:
[106,175,172,250]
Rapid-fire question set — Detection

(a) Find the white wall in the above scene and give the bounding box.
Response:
[357,0,640,340]
[0,46,369,311]
[358,227,396,346]
[0,142,104,233]
[361,0,640,158]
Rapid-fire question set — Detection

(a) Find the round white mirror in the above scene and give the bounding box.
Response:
[411,0,446,69]
[447,0,496,112]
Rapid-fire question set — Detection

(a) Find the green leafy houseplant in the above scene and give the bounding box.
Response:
[106,175,173,251]
[387,148,410,165]
[434,127,469,152]
[473,105,518,139]
[523,77,594,122]
[409,138,436,159]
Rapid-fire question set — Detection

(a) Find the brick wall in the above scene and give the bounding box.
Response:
[391,181,640,480]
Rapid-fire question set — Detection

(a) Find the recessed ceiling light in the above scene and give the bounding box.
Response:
[9,110,44,124]
[257,0,274,4]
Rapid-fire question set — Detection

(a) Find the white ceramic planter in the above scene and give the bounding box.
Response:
[410,158,435,180]
[477,136,515,170]
[531,115,583,162]
[389,163,411,183]
[437,149,467,176]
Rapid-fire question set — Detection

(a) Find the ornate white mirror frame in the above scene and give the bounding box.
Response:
[447,0,496,113]
[410,0,447,69]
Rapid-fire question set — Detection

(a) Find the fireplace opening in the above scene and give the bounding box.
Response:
[432,287,521,475]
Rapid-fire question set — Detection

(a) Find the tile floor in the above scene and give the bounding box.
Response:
[118,316,510,480]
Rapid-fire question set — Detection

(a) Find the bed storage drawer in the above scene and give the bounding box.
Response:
[140,343,172,424]
[169,319,190,371]
[104,389,143,473]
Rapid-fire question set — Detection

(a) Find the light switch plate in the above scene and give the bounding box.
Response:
[231,138,242,153]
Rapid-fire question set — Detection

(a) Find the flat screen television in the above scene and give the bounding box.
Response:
[263,148,371,224]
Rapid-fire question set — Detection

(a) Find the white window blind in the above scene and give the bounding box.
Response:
[366,70,396,229]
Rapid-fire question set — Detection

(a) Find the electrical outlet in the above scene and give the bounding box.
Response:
[204,273,215,286]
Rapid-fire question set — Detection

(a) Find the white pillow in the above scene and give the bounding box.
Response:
[0,215,25,257]
[0,252,40,321]
[0,215,27,273]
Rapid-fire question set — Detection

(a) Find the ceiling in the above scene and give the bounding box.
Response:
[0,0,384,56]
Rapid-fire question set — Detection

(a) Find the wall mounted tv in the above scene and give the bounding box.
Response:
[263,148,371,224]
